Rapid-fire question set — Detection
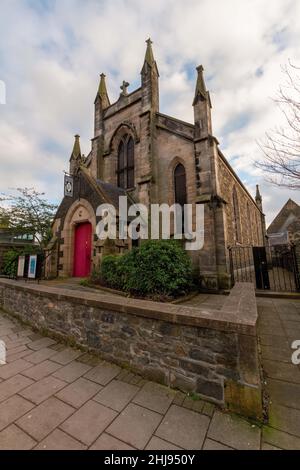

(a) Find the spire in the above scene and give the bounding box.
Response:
[255,184,263,212]
[71,134,81,159]
[95,73,110,106]
[193,65,210,106]
[141,38,159,76]
[141,38,159,112]
[144,38,155,66]
[255,184,262,203]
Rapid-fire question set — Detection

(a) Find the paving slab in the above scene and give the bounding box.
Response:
[90,433,135,450]
[133,381,175,414]
[266,378,300,410]
[207,411,261,450]
[0,424,36,450]
[51,348,83,365]
[284,329,300,341]
[261,443,281,450]
[35,429,86,450]
[107,403,162,450]
[94,380,139,412]
[60,400,117,446]
[202,438,233,450]
[282,320,300,333]
[155,405,210,450]
[55,377,101,408]
[260,345,292,363]
[53,361,92,383]
[0,374,34,403]
[6,349,32,363]
[268,403,300,437]
[259,334,289,347]
[84,362,120,386]
[23,360,62,381]
[19,376,67,405]
[76,353,102,367]
[16,397,75,441]
[202,402,215,417]
[263,359,300,383]
[0,395,34,431]
[28,338,57,351]
[145,436,182,450]
[5,344,28,356]
[25,347,58,365]
[277,312,300,323]
[259,324,285,337]
[0,359,32,379]
[263,426,300,450]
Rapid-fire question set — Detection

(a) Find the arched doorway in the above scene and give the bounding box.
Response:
[73,222,92,277]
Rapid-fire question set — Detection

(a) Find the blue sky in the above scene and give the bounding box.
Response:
[0,0,300,224]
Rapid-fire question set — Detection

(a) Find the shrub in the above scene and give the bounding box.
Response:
[2,246,42,278]
[2,249,19,277]
[100,240,193,299]
[100,254,124,290]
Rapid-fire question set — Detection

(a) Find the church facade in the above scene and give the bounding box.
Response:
[46,40,266,290]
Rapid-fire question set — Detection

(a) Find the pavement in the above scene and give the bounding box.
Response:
[0,296,299,450]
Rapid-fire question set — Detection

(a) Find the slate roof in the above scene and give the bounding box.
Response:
[267,199,300,234]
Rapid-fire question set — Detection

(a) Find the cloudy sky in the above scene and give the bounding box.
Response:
[0,0,300,224]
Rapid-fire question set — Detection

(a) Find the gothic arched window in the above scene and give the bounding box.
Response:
[232,187,241,243]
[174,163,187,207]
[117,135,134,189]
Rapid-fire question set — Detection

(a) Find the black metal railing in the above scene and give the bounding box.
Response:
[228,243,300,293]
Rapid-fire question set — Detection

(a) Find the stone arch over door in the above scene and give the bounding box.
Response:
[60,199,96,277]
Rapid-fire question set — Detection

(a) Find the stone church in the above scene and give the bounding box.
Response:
[46,39,266,290]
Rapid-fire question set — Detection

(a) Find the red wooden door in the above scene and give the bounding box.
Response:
[73,222,92,277]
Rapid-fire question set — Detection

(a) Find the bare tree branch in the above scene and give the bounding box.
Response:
[256,62,300,190]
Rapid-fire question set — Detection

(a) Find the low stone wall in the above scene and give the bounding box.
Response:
[0,279,262,419]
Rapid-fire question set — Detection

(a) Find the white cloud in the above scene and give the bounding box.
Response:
[0,0,300,225]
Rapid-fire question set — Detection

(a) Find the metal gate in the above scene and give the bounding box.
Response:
[228,244,300,292]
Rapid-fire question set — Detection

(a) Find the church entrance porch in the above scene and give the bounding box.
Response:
[73,222,92,277]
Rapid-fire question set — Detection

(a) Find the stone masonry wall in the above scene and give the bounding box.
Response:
[0,280,262,418]
[218,155,265,247]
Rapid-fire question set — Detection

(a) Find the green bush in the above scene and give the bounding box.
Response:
[2,246,42,278]
[2,249,19,277]
[100,255,123,289]
[100,240,193,299]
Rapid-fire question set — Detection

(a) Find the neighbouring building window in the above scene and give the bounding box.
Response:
[232,187,241,243]
[117,135,134,189]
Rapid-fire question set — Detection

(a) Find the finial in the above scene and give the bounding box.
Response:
[120,80,130,96]
[144,37,155,66]
[72,134,81,159]
[193,64,209,106]
[256,184,262,200]
[98,73,108,98]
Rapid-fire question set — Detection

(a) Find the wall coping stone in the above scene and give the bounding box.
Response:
[0,279,257,336]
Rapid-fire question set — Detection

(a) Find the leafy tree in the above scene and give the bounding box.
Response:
[256,62,300,190]
[0,188,57,249]
[0,208,10,228]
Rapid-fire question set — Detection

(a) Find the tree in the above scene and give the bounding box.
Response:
[0,188,57,249]
[0,207,10,228]
[256,62,300,190]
